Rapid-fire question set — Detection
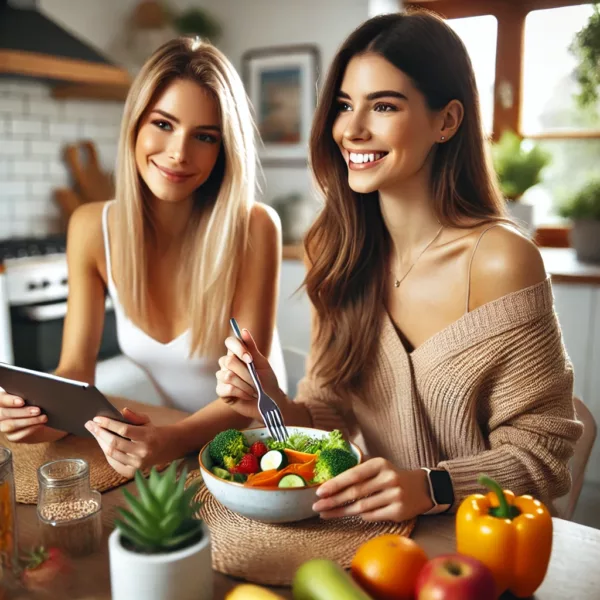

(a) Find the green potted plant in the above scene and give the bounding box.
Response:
[559,179,600,262]
[108,463,211,600]
[492,130,551,231]
[172,7,222,43]
[571,3,600,109]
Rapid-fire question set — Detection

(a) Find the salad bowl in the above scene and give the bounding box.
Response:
[198,426,363,523]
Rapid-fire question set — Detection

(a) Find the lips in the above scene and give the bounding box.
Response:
[151,161,195,183]
[344,150,388,171]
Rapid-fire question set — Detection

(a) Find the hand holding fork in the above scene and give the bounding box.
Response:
[216,320,289,442]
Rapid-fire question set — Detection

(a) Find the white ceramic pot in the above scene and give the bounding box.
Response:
[570,219,600,263]
[506,201,535,233]
[109,523,213,600]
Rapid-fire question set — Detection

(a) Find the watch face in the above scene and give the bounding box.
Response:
[429,469,454,506]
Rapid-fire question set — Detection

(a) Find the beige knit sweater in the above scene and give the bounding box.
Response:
[296,278,583,511]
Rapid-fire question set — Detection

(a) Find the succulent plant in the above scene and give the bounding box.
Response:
[115,463,203,554]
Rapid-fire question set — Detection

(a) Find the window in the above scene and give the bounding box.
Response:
[447,15,498,135]
[521,4,600,224]
[522,4,600,134]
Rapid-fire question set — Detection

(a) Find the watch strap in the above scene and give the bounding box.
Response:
[421,467,453,515]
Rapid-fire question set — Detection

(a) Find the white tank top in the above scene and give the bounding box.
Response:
[101,202,287,413]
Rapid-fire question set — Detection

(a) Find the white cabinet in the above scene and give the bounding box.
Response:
[553,283,600,484]
[277,260,311,354]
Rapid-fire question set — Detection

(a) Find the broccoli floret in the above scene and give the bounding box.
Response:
[313,448,358,483]
[319,430,351,453]
[209,429,247,467]
[266,432,314,453]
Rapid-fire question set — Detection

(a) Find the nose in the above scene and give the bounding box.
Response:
[342,110,371,143]
[168,133,188,164]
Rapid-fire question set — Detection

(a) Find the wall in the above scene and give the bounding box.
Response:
[171,0,372,206]
[0,82,123,239]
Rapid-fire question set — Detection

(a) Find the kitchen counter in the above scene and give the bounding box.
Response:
[282,245,600,285]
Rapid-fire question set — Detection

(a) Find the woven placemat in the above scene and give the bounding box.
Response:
[186,470,416,586]
[1,433,130,504]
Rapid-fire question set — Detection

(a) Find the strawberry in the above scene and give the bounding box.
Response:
[231,453,260,474]
[249,441,268,459]
[21,546,70,591]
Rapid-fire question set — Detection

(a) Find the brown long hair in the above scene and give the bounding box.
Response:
[305,10,507,390]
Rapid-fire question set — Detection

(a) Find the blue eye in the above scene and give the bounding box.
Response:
[195,133,219,144]
[152,120,172,131]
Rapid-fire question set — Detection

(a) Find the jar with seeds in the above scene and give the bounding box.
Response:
[0,447,18,582]
[37,458,102,557]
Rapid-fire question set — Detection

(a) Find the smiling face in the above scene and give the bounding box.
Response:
[332,53,444,195]
[135,78,222,204]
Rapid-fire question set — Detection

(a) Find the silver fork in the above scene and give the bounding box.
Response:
[229,318,289,442]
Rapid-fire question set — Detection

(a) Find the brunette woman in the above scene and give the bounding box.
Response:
[216,11,582,521]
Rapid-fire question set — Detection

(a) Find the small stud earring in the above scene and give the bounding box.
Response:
[440,136,446,141]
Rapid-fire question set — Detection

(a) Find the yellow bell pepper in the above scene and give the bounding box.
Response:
[456,475,553,598]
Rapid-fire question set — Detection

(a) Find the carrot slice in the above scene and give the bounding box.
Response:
[245,458,317,488]
[284,449,318,464]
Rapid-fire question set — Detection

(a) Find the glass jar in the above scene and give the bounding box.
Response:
[37,459,102,557]
[0,447,18,582]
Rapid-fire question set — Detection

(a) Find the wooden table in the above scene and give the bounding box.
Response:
[8,400,600,599]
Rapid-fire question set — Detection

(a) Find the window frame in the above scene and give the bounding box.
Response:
[408,0,600,140]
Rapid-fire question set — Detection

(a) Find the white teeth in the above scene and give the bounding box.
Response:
[349,152,385,164]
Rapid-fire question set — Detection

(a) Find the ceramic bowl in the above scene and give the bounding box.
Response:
[198,426,363,524]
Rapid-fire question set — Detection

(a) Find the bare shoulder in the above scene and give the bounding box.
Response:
[469,223,547,310]
[248,202,281,251]
[67,201,107,267]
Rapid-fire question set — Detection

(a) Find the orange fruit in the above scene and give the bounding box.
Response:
[351,534,428,600]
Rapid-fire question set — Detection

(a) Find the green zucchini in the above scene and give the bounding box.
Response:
[278,474,306,488]
[260,450,288,471]
[292,559,372,600]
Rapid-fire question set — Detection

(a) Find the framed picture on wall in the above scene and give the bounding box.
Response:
[242,44,321,166]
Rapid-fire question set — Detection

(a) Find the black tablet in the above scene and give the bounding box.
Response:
[0,362,128,438]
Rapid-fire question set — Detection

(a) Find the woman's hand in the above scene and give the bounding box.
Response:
[85,407,169,479]
[216,328,284,421]
[0,389,66,443]
[312,458,434,522]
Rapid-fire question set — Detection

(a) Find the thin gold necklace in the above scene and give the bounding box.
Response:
[391,225,444,288]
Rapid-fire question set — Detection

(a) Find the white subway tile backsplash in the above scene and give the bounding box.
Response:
[0,140,26,157]
[14,160,47,178]
[10,118,46,137]
[0,79,124,236]
[27,139,62,158]
[48,121,78,139]
[0,97,28,117]
[28,97,64,119]
[3,182,27,196]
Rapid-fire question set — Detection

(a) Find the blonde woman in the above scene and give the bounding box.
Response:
[0,37,284,478]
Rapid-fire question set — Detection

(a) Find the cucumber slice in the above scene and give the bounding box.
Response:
[278,474,306,488]
[211,466,233,481]
[260,450,288,471]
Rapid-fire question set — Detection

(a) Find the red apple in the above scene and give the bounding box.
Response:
[416,553,497,600]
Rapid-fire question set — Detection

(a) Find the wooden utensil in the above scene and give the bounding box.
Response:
[64,140,115,205]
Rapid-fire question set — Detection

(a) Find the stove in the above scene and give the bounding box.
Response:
[0,235,119,372]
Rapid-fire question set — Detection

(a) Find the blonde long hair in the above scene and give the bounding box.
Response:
[305,11,508,390]
[113,37,256,358]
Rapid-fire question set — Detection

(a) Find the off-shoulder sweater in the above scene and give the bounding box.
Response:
[295,278,584,511]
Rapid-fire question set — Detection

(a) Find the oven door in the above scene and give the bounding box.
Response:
[10,297,119,372]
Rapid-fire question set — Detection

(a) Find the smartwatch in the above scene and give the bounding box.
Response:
[420,467,454,515]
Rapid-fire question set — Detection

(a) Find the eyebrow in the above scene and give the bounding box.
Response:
[151,109,221,132]
[337,90,408,101]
